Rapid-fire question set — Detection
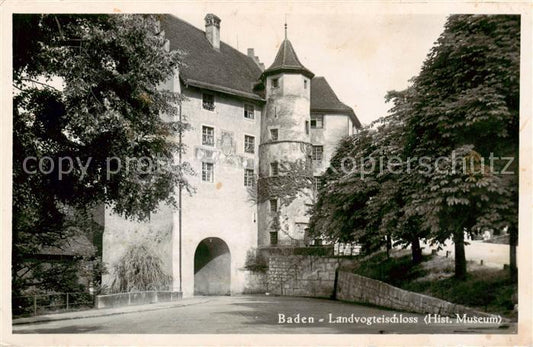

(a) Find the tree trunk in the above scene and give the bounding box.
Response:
[453,229,467,280]
[509,225,518,281]
[386,234,392,258]
[411,236,422,264]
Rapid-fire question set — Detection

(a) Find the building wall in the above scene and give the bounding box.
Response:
[103,75,262,296]
[102,203,174,291]
[102,70,355,297]
[311,114,352,177]
[171,85,262,297]
[257,73,313,248]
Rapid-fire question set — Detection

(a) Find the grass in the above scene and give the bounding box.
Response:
[403,269,517,318]
[349,251,430,287]
[350,251,517,319]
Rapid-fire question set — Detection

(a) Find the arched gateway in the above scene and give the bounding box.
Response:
[193,237,231,295]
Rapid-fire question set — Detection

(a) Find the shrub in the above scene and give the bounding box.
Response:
[110,244,170,293]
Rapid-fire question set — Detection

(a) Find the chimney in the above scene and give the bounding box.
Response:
[247,48,265,71]
[205,13,221,50]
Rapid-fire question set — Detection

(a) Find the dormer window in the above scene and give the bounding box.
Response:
[271,78,279,88]
[202,93,215,111]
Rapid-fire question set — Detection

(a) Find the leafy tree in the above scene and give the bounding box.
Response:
[308,129,384,254]
[13,14,190,296]
[401,15,519,279]
[309,15,519,279]
[309,90,427,264]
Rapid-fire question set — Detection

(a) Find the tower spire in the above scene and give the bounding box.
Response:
[284,15,287,39]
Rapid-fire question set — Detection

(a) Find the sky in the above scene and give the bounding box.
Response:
[169,3,449,126]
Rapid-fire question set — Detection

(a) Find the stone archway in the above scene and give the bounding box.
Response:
[194,237,231,295]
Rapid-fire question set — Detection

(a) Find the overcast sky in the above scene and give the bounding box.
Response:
[170,3,448,126]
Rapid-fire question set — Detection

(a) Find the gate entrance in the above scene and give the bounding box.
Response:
[193,237,231,295]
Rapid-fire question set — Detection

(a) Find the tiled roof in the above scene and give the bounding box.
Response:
[311,77,361,128]
[262,39,314,79]
[161,15,263,101]
[161,14,359,127]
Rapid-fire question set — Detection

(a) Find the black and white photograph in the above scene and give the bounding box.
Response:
[1,1,531,345]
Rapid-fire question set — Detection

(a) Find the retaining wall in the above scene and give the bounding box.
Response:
[266,255,339,298]
[96,291,182,309]
[336,271,492,317]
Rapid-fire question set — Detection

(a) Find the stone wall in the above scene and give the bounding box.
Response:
[336,271,492,317]
[96,291,182,309]
[266,255,339,298]
[242,270,268,294]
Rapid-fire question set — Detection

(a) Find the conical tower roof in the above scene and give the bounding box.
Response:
[262,39,314,79]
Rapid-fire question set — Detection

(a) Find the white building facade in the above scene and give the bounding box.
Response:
[102,13,361,297]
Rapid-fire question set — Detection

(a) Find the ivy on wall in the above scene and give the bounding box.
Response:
[257,158,314,242]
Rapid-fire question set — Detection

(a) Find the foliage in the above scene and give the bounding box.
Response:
[13,14,190,295]
[110,244,171,293]
[244,249,269,272]
[308,15,519,279]
[308,130,383,253]
[257,159,314,242]
[352,252,517,318]
[350,251,429,287]
[404,269,517,318]
[400,15,519,278]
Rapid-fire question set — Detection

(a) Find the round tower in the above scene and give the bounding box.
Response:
[257,31,315,248]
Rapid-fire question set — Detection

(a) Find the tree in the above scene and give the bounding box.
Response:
[308,129,385,255]
[309,90,427,264]
[309,15,519,279]
[13,14,191,295]
[400,15,519,279]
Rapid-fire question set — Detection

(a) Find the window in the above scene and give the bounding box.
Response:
[202,126,214,146]
[271,78,279,88]
[270,198,278,213]
[305,120,309,135]
[270,162,279,176]
[244,104,254,119]
[304,79,307,89]
[201,162,214,182]
[244,169,254,187]
[312,146,323,161]
[314,176,321,191]
[270,128,278,141]
[202,93,215,111]
[270,231,278,245]
[310,114,323,129]
[244,135,255,154]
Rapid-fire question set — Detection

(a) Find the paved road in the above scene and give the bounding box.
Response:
[13,295,515,334]
[420,239,511,268]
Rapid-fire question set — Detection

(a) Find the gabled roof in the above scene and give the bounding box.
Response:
[161,15,263,101]
[160,14,358,125]
[262,39,314,79]
[311,77,361,128]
